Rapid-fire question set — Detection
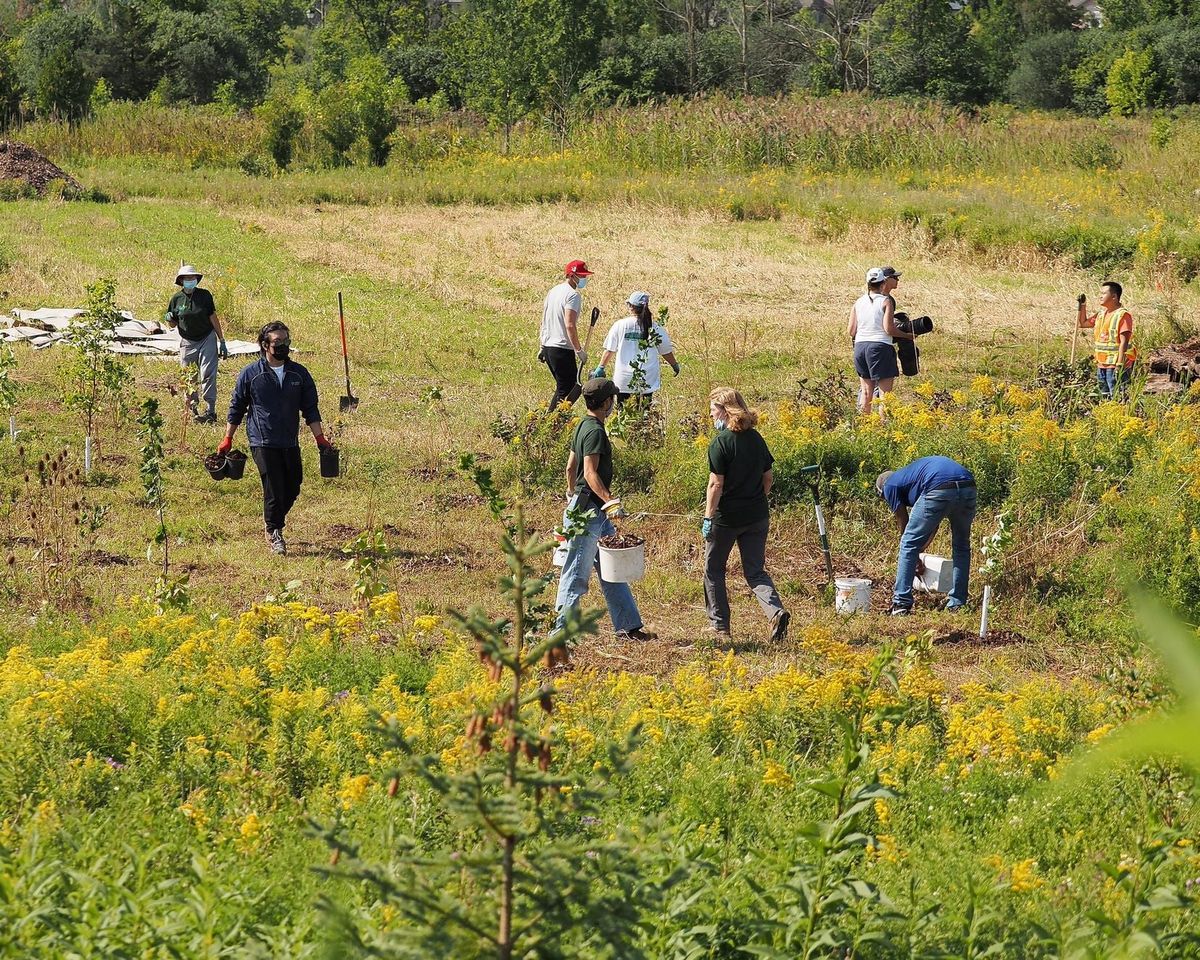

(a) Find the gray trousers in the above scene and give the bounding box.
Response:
[703,516,785,630]
[179,331,218,416]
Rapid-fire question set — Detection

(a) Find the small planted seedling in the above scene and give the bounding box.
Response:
[0,343,19,440]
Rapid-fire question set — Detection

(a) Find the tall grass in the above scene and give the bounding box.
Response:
[13,93,1180,177]
[12,95,1200,277]
[13,101,263,168]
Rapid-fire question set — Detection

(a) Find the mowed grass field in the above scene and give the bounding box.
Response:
[3,192,1181,669]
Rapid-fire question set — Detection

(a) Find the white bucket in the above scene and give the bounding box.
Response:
[914,553,952,593]
[598,541,645,583]
[552,535,569,568]
[835,577,872,615]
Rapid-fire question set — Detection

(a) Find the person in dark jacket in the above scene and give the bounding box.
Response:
[218,321,330,555]
[166,263,228,424]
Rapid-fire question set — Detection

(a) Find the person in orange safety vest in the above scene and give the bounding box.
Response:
[1077,280,1135,399]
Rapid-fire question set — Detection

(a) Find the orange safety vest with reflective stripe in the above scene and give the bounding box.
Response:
[1094,306,1135,368]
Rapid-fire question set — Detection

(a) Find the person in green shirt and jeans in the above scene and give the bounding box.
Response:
[166,263,228,424]
[702,386,790,642]
[553,377,658,643]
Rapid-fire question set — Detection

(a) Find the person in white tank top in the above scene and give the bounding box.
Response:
[848,267,914,416]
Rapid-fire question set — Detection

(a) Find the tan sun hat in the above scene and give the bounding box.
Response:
[174,263,202,285]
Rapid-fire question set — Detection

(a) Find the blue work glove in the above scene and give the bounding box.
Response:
[591,365,606,379]
[701,517,713,540]
[670,361,681,376]
[218,338,229,359]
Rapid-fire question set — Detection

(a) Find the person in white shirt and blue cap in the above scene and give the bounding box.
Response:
[592,291,679,405]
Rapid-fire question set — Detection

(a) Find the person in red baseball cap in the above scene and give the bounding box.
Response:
[539,260,594,410]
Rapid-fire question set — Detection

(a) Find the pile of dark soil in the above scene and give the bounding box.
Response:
[599,533,645,549]
[1145,337,1200,394]
[0,140,82,196]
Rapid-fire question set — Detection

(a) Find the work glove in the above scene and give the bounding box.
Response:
[602,498,626,521]
[576,349,587,368]
[164,311,176,327]
[701,517,713,540]
[218,338,229,360]
[591,364,606,379]
[670,361,681,376]
[217,436,232,455]
[315,433,333,449]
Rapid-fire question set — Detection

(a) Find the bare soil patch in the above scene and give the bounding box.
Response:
[937,627,1028,646]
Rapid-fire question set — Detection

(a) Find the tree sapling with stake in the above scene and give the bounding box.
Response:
[61,279,132,474]
[138,396,188,610]
[0,343,19,440]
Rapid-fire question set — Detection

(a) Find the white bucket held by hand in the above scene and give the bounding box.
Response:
[835,577,872,614]
[914,553,953,593]
[552,534,569,568]
[598,540,645,583]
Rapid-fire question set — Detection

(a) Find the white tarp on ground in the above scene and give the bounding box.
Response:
[3,309,260,356]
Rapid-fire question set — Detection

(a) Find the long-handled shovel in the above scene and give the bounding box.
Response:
[337,292,359,413]
[576,303,600,386]
[566,306,601,404]
[801,464,834,587]
[1070,293,1085,365]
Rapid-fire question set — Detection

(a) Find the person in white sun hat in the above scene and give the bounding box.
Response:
[166,263,228,425]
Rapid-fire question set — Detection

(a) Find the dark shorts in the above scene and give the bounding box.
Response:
[854,341,899,381]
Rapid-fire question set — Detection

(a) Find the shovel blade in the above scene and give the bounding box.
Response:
[339,395,359,412]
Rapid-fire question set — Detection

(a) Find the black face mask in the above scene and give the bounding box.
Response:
[267,343,290,360]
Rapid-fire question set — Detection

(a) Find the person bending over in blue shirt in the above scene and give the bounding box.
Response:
[876,455,977,615]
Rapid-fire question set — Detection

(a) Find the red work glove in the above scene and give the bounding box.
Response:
[315,433,332,449]
[217,436,232,455]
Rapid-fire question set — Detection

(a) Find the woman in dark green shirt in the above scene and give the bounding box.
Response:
[702,387,789,643]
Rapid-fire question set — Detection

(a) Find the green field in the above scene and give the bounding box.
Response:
[2,107,1200,957]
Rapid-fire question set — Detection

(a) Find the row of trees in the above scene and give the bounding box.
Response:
[1,0,1198,158]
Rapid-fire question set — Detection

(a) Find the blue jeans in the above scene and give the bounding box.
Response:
[893,488,977,611]
[1096,366,1130,399]
[554,497,642,634]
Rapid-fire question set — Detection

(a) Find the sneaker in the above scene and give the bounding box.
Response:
[889,605,912,616]
[769,610,791,643]
[616,627,657,642]
[267,529,286,556]
[196,412,218,425]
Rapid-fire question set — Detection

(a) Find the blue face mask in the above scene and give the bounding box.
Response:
[182,279,198,292]
[575,276,588,290]
[714,418,727,430]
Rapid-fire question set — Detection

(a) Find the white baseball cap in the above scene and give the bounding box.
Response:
[866,267,886,284]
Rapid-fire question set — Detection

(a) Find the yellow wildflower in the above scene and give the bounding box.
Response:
[1009,858,1045,892]
[762,760,794,790]
[340,774,373,809]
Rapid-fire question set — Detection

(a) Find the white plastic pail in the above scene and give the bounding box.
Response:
[552,535,569,568]
[598,542,645,583]
[835,577,872,614]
